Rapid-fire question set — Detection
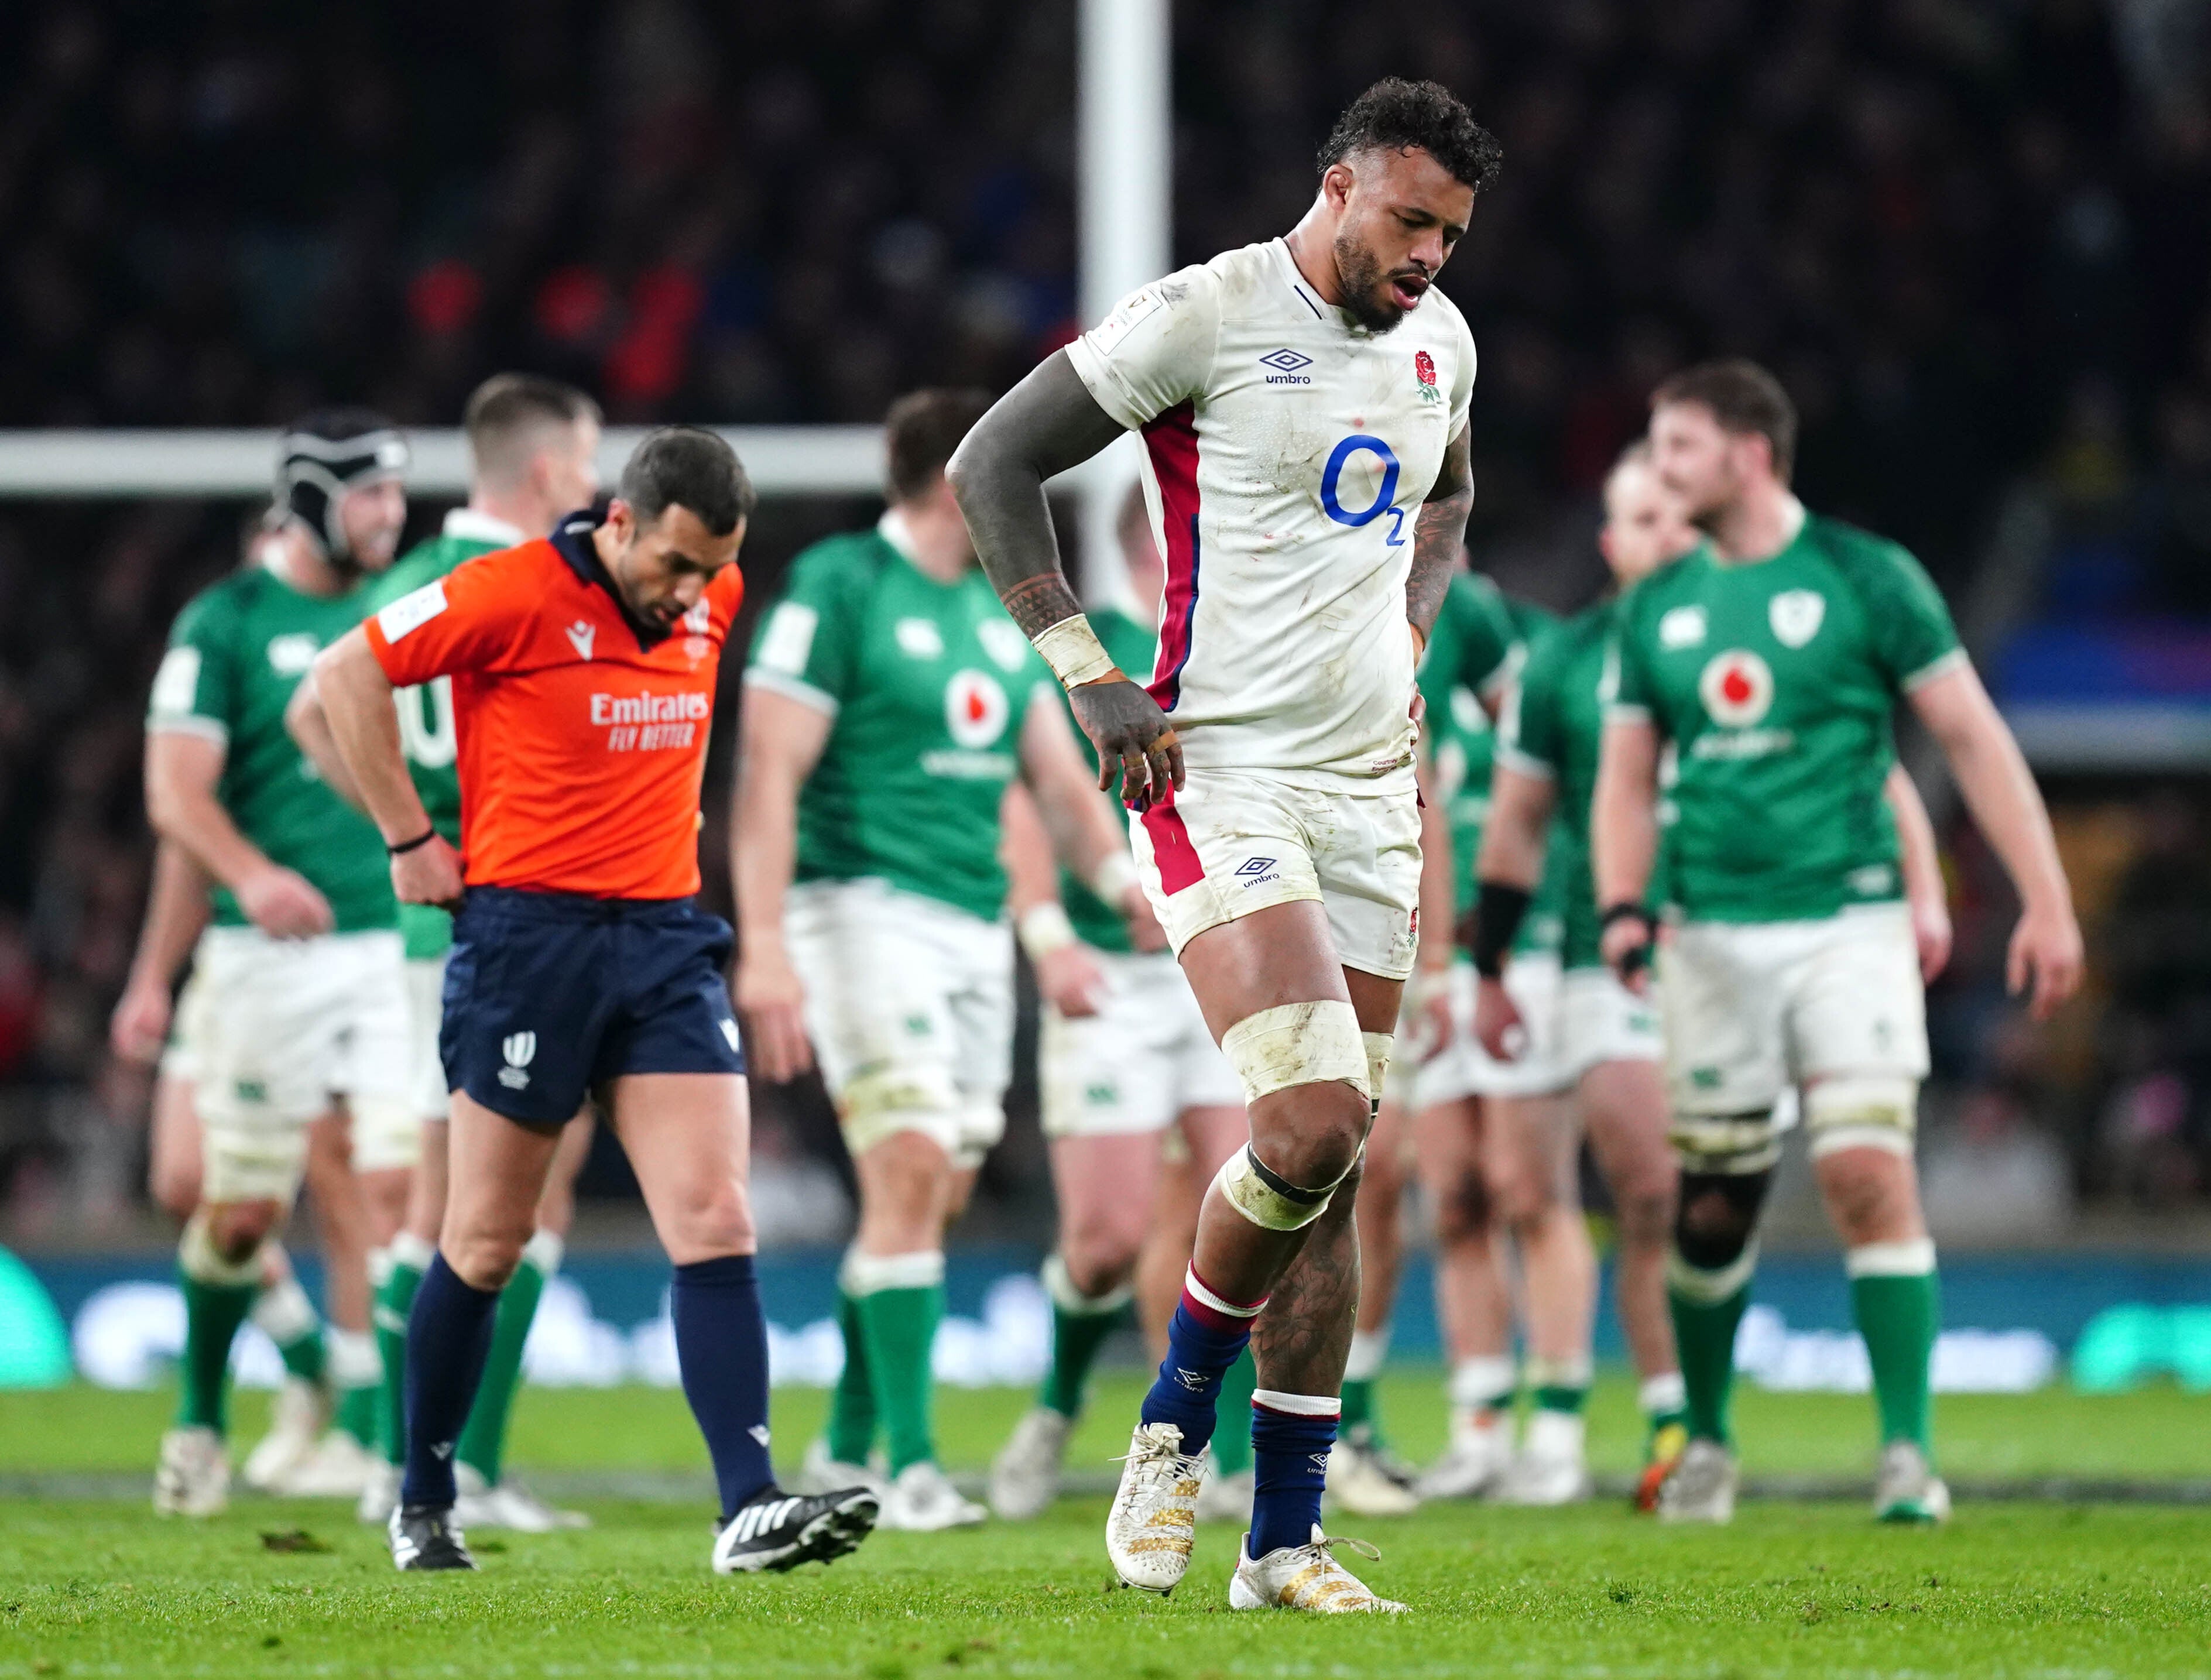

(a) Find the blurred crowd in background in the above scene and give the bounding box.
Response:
[2,0,2210,1242]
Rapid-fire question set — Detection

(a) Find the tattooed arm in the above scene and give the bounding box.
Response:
[1407,422,1473,650]
[946,351,1184,806]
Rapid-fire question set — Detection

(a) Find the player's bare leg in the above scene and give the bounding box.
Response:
[148,1072,204,1223]
[1411,1094,1516,1496]
[1486,1092,1597,1504]
[1578,1057,1687,1506]
[1108,901,1382,1594]
[1811,1112,1947,1523]
[1327,1089,1419,1514]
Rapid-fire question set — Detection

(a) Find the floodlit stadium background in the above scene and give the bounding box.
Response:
[2,0,2209,1398]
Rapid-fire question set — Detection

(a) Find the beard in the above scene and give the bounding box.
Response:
[1331,231,1413,335]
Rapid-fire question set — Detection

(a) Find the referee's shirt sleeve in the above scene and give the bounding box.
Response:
[365,547,534,686]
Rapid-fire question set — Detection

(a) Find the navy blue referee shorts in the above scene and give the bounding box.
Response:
[441,886,746,1129]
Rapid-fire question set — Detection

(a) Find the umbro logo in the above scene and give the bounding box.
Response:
[1235,856,1277,876]
[1174,1366,1209,1391]
[567,619,597,660]
[1259,348,1312,385]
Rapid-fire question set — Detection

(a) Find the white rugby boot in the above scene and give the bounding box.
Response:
[153,1425,230,1517]
[356,1458,399,1524]
[241,1376,330,1492]
[1105,1421,1205,1593]
[1325,1436,1421,1516]
[877,1461,988,1531]
[272,1429,379,1497]
[1490,1410,1593,1506]
[1195,1452,1253,1525]
[1873,1440,1951,1524]
[989,1407,1074,1520]
[799,1436,886,1498]
[1656,1437,1738,1524]
[1417,1411,1510,1499]
[1230,1524,1407,1613]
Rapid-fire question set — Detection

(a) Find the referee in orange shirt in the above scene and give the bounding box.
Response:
[315,427,878,1575]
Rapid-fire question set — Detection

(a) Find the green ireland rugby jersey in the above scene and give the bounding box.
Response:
[1609,512,1964,924]
[363,509,523,958]
[1499,595,1634,970]
[1417,578,1564,955]
[149,563,397,935]
[1060,605,1156,954]
[747,516,1054,924]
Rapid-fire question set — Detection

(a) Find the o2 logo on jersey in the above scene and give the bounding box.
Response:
[1320,434,1404,545]
[944,669,1010,748]
[1698,650,1774,728]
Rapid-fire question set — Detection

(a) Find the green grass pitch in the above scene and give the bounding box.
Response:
[4,1375,2209,1678]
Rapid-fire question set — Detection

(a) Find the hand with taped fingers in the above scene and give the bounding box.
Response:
[1069,671,1183,808]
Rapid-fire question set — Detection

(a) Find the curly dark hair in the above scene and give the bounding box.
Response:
[1318,77,1503,196]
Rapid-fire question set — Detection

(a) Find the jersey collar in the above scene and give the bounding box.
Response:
[443,507,526,548]
[1267,238,1368,337]
[549,509,671,649]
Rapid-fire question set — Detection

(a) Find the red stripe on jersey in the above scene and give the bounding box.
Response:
[1142,400,1200,711]
[1142,801,1205,895]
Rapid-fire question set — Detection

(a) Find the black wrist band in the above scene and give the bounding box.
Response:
[1599,900,1654,935]
[387,828,438,856]
[1468,879,1533,979]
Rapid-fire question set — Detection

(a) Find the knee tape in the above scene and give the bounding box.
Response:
[1212,1141,1347,1232]
[1669,1110,1782,1176]
[1805,1076,1919,1158]
[1362,1031,1394,1113]
[1220,1000,1369,1106]
[179,1211,265,1287]
[837,1064,963,1157]
[1671,1166,1773,1293]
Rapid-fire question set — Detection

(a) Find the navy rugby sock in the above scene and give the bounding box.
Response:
[400,1254,499,1509]
[671,1253,776,1521]
[1249,1393,1338,1558]
[1137,1267,1263,1456]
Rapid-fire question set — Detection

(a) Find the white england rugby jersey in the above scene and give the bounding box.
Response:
[1065,237,1476,786]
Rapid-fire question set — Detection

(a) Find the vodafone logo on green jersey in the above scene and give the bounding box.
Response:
[944,669,1009,748]
[1699,649,1774,728]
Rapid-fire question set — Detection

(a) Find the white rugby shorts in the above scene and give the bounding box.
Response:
[1128,766,1422,980]
[1557,965,1663,1084]
[1657,904,1928,1120]
[191,926,413,1203]
[1040,949,1242,1138]
[784,878,1013,1170]
[159,966,212,1083]
[1400,955,1572,1109]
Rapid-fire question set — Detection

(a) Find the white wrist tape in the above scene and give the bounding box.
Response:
[1031,612,1119,690]
[1016,902,1079,962]
[1088,850,1140,904]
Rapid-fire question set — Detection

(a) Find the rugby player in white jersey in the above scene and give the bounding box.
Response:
[951,79,1502,1612]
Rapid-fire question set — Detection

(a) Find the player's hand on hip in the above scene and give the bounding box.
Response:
[1069,675,1182,808]
[1473,972,1527,1062]
[734,948,814,1082]
[238,864,337,940]
[390,835,465,913]
[1034,944,1108,1019]
[1910,893,1954,984]
[108,980,172,1065]
[2008,900,2084,1021]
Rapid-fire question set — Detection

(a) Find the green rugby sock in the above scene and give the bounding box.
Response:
[1210,1348,1258,1475]
[1670,1262,1752,1445]
[1849,1244,1939,1457]
[849,1252,945,1475]
[373,1236,431,1465]
[457,1230,558,1485]
[1341,1327,1390,1444]
[825,1282,878,1466]
[327,1328,382,1447]
[1037,1255,1129,1420]
[251,1273,327,1387]
[177,1275,256,1433]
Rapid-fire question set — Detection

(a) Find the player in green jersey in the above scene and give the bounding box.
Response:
[293,374,605,1532]
[735,392,1145,1531]
[146,412,413,1516]
[986,486,1249,1521]
[1595,361,2084,1524]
